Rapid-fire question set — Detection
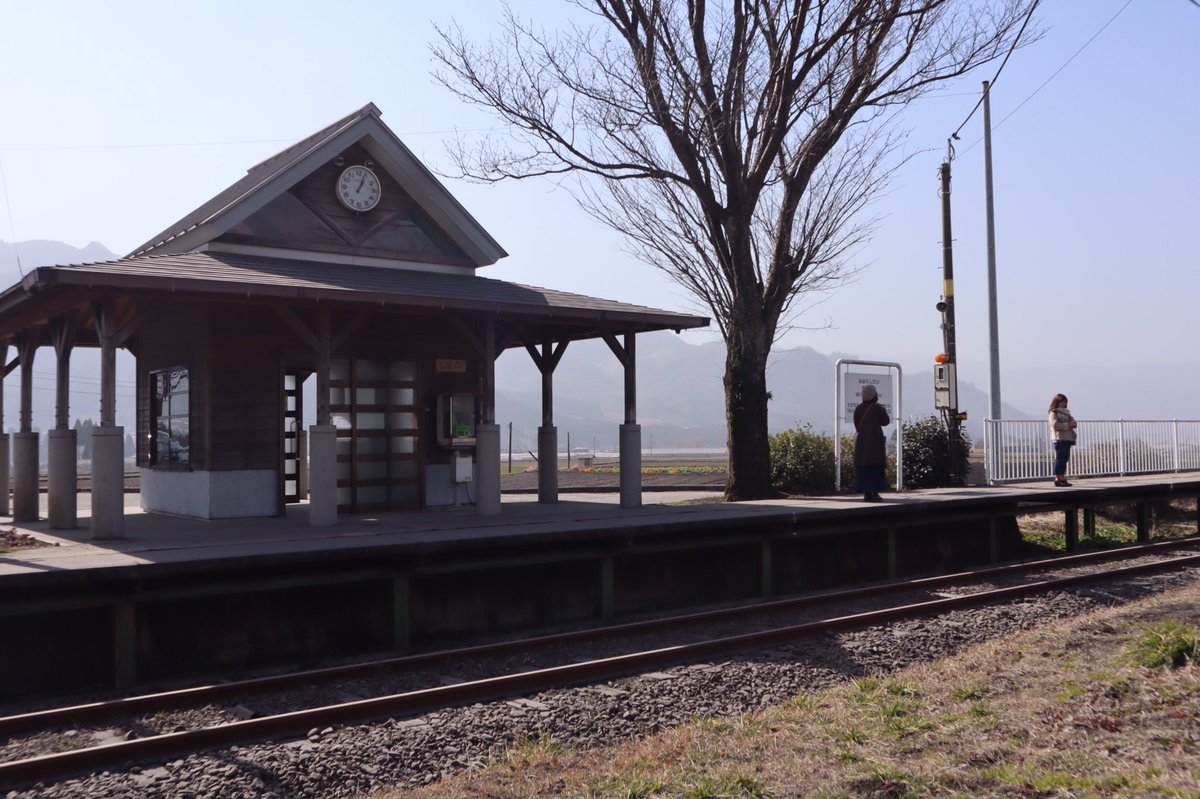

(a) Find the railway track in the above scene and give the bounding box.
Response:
[3,537,1199,790]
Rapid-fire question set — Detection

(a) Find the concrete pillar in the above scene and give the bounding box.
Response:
[0,434,9,516]
[48,428,77,529]
[475,423,501,516]
[12,432,39,522]
[537,425,558,503]
[619,423,642,509]
[298,430,309,500]
[308,424,337,527]
[91,426,125,539]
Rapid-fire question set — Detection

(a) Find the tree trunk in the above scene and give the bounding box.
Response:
[724,339,772,501]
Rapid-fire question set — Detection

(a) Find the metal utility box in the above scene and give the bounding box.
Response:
[934,362,958,410]
[452,451,474,483]
[437,393,476,448]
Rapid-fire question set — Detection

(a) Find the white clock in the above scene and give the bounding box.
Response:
[336,165,382,212]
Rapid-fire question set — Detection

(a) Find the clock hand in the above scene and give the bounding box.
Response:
[357,175,366,192]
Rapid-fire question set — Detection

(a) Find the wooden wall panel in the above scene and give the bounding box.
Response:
[133,304,211,470]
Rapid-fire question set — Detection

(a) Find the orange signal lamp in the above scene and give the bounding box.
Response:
[934,353,950,364]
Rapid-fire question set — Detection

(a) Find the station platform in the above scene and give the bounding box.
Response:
[3,473,1198,583]
[2,473,1198,701]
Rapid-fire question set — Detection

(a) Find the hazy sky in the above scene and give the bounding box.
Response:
[1,0,1197,420]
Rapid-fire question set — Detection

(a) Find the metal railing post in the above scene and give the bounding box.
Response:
[1173,419,1180,473]
[1117,419,1126,476]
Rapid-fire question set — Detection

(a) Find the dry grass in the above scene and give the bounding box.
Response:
[377,582,1200,799]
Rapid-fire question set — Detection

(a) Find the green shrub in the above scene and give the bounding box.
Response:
[770,423,836,494]
[902,415,971,488]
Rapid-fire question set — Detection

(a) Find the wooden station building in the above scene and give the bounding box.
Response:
[0,103,707,536]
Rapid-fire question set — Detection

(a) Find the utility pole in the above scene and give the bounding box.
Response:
[938,148,963,485]
[982,80,1003,421]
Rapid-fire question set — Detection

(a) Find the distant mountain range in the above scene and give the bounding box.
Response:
[6,239,1193,452]
[495,334,1031,452]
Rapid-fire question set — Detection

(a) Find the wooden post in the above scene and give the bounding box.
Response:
[316,309,331,426]
[51,317,75,430]
[16,332,35,434]
[12,331,39,522]
[1064,509,1079,552]
[93,300,118,427]
[483,319,496,424]
[623,331,636,425]
[1083,508,1096,539]
[1136,502,1151,543]
[0,340,8,516]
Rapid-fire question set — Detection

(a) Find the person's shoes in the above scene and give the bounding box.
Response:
[1054,479,1071,487]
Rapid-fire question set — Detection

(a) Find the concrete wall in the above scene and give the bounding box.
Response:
[141,468,278,519]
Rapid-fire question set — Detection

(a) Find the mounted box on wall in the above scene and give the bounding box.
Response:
[437,393,476,448]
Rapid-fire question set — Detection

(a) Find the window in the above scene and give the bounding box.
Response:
[151,367,189,465]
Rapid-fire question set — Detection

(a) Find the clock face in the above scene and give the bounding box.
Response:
[336,165,382,212]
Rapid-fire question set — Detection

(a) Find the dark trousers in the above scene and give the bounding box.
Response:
[1053,441,1073,478]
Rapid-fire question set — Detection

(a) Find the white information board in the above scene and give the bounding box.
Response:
[842,372,894,423]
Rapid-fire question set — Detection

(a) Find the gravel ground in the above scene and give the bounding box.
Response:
[5,562,1200,799]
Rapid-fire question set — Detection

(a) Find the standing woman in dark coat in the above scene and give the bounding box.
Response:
[854,384,890,502]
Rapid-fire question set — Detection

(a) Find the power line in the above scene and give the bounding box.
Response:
[956,0,1137,156]
[0,154,25,277]
[949,0,1043,146]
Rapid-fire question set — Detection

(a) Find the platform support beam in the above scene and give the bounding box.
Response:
[987,518,998,564]
[91,299,125,539]
[392,576,410,653]
[308,425,337,527]
[600,555,615,618]
[1083,508,1096,539]
[887,528,898,577]
[0,341,9,516]
[527,339,568,505]
[49,317,77,529]
[114,602,137,689]
[760,539,773,597]
[537,426,558,503]
[1136,502,1151,543]
[476,424,501,516]
[605,330,642,509]
[13,332,38,522]
[1064,509,1079,552]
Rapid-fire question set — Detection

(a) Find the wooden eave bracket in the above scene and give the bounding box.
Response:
[602,330,629,367]
[525,339,569,374]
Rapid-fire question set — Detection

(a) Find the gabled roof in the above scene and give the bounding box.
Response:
[1,252,709,336]
[129,103,508,268]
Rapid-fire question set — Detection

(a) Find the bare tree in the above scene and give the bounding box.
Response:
[433,0,1039,500]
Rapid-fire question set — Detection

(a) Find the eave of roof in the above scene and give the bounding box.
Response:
[0,253,709,333]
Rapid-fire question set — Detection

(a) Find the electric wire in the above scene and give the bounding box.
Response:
[948,0,1043,148]
[0,154,26,277]
[954,0,1138,157]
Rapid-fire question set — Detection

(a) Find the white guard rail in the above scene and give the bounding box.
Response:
[984,419,1200,485]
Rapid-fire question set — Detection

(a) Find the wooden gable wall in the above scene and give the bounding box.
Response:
[216,143,471,266]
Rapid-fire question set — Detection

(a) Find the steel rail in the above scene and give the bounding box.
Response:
[2,550,1199,790]
[2,535,1197,740]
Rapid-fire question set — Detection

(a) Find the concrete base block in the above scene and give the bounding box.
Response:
[12,432,39,523]
[91,426,125,539]
[619,423,642,509]
[475,424,501,516]
[537,425,558,504]
[0,434,9,517]
[308,425,337,527]
[48,429,78,529]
